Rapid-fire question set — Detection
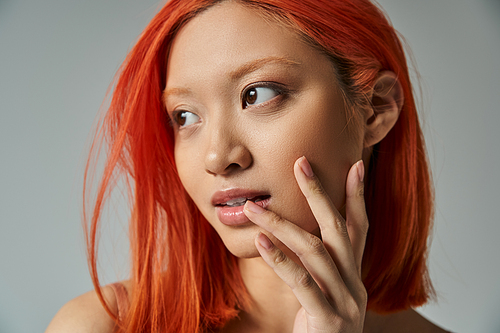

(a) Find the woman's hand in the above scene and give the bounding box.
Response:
[243,157,368,332]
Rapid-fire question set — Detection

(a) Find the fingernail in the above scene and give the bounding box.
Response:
[299,156,314,178]
[245,200,266,214]
[256,232,274,250]
[357,160,364,183]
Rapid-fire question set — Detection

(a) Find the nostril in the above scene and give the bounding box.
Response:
[225,163,242,171]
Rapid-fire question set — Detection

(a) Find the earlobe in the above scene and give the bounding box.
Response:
[364,71,404,147]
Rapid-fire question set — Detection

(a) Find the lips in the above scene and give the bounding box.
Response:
[212,188,271,225]
[211,189,270,206]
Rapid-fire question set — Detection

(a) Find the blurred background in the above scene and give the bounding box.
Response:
[1,0,499,332]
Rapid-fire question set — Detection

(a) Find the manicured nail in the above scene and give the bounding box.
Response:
[256,232,274,250]
[299,156,314,178]
[357,160,364,183]
[245,200,266,214]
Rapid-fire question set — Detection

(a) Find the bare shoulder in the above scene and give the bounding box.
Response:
[365,309,451,333]
[45,281,132,333]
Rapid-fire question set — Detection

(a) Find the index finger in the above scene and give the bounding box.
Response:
[294,157,358,281]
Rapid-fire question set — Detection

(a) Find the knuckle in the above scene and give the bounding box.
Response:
[307,178,327,197]
[334,216,349,235]
[360,289,368,307]
[357,184,365,198]
[294,271,315,290]
[327,294,366,332]
[361,217,369,236]
[272,249,288,266]
[357,283,368,306]
[268,212,283,227]
[329,316,350,332]
[352,216,369,238]
[303,234,327,257]
[344,296,362,325]
[347,183,365,200]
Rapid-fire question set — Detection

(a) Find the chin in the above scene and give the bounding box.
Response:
[210,222,276,259]
[226,245,262,259]
[218,229,264,259]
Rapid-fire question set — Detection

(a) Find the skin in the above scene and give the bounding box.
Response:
[164,2,447,333]
[166,1,359,259]
[45,2,449,332]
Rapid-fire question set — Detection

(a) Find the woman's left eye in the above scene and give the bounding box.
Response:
[172,110,200,127]
[242,86,280,108]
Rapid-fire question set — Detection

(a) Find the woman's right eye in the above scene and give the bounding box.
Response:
[172,111,200,127]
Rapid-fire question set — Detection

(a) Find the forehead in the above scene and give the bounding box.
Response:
[166,1,333,87]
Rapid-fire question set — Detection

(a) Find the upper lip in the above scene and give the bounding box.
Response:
[211,188,271,206]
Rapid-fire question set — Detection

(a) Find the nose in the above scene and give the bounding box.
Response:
[204,123,252,176]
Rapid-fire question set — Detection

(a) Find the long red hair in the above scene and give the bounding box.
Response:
[84,0,434,331]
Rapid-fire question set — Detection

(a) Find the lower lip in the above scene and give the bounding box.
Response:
[216,197,271,226]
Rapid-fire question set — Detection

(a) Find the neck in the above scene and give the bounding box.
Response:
[227,256,302,332]
[224,255,408,333]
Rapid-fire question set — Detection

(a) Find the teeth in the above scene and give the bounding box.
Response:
[222,195,269,207]
[225,197,248,207]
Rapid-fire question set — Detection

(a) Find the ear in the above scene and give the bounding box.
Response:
[363,71,404,147]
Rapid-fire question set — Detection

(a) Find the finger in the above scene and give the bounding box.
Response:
[293,307,307,333]
[345,160,369,276]
[244,200,350,306]
[294,157,358,287]
[254,232,332,317]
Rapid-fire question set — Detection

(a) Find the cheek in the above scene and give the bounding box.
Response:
[271,103,357,211]
[174,143,189,187]
[174,141,205,203]
[248,115,352,233]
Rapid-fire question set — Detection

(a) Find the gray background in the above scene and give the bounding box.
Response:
[1,0,499,332]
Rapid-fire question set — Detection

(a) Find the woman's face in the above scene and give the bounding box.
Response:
[165,1,363,258]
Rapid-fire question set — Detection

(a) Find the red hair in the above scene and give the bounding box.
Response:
[84,0,434,331]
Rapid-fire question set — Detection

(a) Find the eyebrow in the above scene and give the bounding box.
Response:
[162,87,192,104]
[228,56,301,81]
[162,56,301,104]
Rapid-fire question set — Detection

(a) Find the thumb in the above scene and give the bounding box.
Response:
[293,308,307,333]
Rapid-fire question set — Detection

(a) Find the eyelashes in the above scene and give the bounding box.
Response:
[172,110,200,127]
[170,82,289,128]
[241,82,286,109]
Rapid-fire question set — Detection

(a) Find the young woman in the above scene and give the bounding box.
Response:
[47,0,450,332]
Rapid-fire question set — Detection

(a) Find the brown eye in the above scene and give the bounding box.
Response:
[245,88,258,105]
[243,86,279,108]
[173,111,199,127]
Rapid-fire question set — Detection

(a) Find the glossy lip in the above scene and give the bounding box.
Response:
[212,188,271,226]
